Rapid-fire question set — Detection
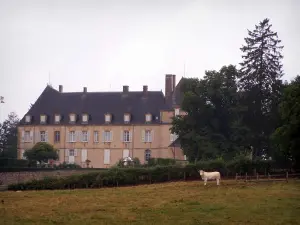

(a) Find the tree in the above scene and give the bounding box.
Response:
[171,65,249,162]
[271,75,300,169]
[24,142,59,164]
[238,18,284,158]
[0,112,19,158]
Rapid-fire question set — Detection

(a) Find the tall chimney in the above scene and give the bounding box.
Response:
[165,74,176,98]
[83,87,87,93]
[59,85,63,93]
[143,85,148,93]
[123,85,129,93]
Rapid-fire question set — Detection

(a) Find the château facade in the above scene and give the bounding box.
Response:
[17,74,186,168]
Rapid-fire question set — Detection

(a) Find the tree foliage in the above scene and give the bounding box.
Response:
[24,142,59,164]
[0,112,19,158]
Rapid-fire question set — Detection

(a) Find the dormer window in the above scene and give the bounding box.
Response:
[82,114,89,123]
[25,115,31,123]
[55,114,61,123]
[40,114,47,124]
[105,114,111,123]
[69,113,76,123]
[145,113,152,122]
[124,113,130,123]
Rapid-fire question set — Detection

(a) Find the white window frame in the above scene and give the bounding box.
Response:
[40,131,46,142]
[104,131,112,142]
[124,114,130,123]
[123,130,130,142]
[24,131,30,142]
[55,114,61,123]
[82,114,88,122]
[40,115,46,123]
[25,115,31,123]
[146,114,152,122]
[54,131,60,143]
[94,131,99,143]
[69,131,76,142]
[69,114,76,122]
[105,114,111,123]
[175,108,180,116]
[145,130,152,142]
[82,131,88,142]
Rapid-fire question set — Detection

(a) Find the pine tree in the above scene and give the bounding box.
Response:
[238,18,284,158]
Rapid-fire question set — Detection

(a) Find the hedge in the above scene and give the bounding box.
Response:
[0,167,109,172]
[0,158,29,168]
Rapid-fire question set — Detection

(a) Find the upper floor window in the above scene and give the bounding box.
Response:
[123,130,131,142]
[145,114,152,122]
[144,130,152,142]
[40,131,47,142]
[69,131,76,142]
[25,115,31,123]
[175,108,180,116]
[105,114,111,123]
[82,114,88,123]
[94,131,99,143]
[40,114,47,124]
[69,114,76,123]
[82,131,88,142]
[103,130,112,142]
[124,114,130,123]
[55,114,61,123]
[54,131,60,143]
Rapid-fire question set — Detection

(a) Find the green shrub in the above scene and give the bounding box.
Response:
[0,158,29,168]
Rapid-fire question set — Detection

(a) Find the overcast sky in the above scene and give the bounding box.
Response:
[0,0,299,122]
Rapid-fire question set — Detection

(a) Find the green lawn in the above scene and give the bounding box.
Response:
[0,180,299,225]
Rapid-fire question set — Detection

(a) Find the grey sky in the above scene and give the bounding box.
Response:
[0,0,299,122]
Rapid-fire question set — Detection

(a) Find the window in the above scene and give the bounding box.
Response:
[145,149,151,161]
[103,131,112,142]
[24,131,30,142]
[82,131,88,142]
[94,131,99,142]
[175,108,180,116]
[82,114,88,123]
[40,115,46,123]
[55,114,61,123]
[123,130,130,142]
[54,131,60,143]
[124,114,130,123]
[25,115,31,123]
[69,149,75,156]
[145,130,152,142]
[69,114,76,123]
[40,131,46,142]
[105,114,111,123]
[69,131,76,142]
[145,114,152,122]
[104,149,110,164]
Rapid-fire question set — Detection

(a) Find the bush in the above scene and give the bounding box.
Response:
[147,158,176,167]
[0,158,29,168]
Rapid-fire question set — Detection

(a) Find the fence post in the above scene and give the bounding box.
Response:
[184,171,186,181]
[235,173,238,181]
[245,173,248,182]
[256,173,259,181]
[286,171,288,183]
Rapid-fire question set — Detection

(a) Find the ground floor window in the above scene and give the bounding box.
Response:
[145,149,151,161]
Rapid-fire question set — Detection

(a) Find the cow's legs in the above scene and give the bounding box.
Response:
[217,178,220,185]
[204,178,207,185]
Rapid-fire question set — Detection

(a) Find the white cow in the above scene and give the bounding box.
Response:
[198,170,221,185]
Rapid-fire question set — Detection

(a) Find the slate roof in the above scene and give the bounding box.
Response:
[19,85,171,125]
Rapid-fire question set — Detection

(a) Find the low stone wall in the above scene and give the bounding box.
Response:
[0,170,99,185]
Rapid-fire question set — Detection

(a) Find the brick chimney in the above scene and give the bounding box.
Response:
[83,87,87,93]
[165,74,176,98]
[59,85,63,93]
[143,85,148,93]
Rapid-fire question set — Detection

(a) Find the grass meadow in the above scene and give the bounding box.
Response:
[0,180,299,225]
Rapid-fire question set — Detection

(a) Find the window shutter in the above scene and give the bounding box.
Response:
[35,131,40,142]
[110,131,113,142]
[120,130,123,142]
[65,149,69,162]
[141,130,145,142]
[102,131,105,142]
[151,130,154,142]
[87,131,90,142]
[129,131,132,142]
[81,149,87,162]
[45,131,48,142]
[30,130,33,142]
[104,149,110,164]
[21,131,25,143]
[66,130,69,142]
[123,149,130,158]
[74,149,78,157]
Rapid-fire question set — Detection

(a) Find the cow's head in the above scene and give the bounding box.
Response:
[198,170,205,176]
